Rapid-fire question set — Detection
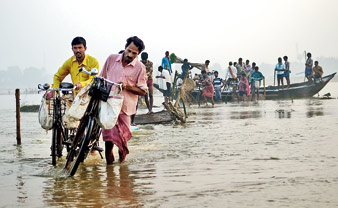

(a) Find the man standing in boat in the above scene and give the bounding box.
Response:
[305,52,313,84]
[100,36,148,164]
[161,51,172,75]
[181,58,194,80]
[283,56,291,88]
[53,36,99,93]
[236,58,246,75]
[275,57,285,90]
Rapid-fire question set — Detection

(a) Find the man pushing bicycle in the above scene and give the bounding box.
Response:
[100,36,148,164]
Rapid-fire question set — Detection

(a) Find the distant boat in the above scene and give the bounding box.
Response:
[154,73,336,102]
[255,72,336,100]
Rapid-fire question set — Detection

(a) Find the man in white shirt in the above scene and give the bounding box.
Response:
[156,66,172,103]
[224,61,239,102]
[225,61,238,80]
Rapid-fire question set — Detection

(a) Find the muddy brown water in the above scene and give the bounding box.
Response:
[0,82,338,207]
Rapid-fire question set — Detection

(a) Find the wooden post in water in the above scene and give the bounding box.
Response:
[15,89,21,145]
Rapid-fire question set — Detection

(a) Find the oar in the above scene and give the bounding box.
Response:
[273,69,276,86]
[304,51,307,82]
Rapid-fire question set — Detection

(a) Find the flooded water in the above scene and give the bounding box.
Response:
[1,82,338,207]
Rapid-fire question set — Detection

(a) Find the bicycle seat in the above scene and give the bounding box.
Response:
[60,82,74,89]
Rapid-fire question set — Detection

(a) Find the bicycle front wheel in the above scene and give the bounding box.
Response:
[68,117,95,177]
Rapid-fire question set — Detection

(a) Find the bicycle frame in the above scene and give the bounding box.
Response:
[38,84,75,165]
[63,69,121,176]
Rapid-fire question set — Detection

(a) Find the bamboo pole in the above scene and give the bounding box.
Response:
[263,77,266,97]
[15,89,21,145]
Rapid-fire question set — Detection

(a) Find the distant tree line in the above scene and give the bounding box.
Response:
[0,66,52,90]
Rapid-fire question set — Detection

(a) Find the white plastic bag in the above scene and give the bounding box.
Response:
[38,93,53,130]
[67,83,91,120]
[98,92,123,129]
[255,80,260,88]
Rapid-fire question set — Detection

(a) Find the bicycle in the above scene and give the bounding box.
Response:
[223,78,239,103]
[38,82,76,166]
[63,67,121,177]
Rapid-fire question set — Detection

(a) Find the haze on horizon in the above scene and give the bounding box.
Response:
[0,0,338,87]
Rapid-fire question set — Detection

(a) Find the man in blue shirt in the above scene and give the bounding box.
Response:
[250,66,264,101]
[275,57,285,90]
[181,58,193,79]
[161,51,172,74]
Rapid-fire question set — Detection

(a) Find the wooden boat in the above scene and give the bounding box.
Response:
[134,110,175,125]
[255,72,336,100]
[171,72,336,102]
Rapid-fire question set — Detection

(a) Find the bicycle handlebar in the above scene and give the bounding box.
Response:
[37,83,74,92]
[79,67,122,87]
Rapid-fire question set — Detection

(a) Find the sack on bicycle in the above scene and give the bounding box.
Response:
[66,83,92,121]
[97,88,124,129]
[38,92,53,130]
[62,93,79,129]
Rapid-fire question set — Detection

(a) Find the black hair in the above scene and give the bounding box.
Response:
[201,70,206,74]
[125,36,145,53]
[246,59,250,63]
[238,58,242,62]
[234,62,237,66]
[229,61,233,66]
[307,52,312,57]
[141,52,148,60]
[252,62,256,66]
[315,61,319,64]
[278,57,282,62]
[158,66,163,71]
[214,71,218,74]
[283,56,288,60]
[118,50,125,54]
[183,58,188,62]
[255,66,259,70]
[71,37,86,47]
[205,60,210,64]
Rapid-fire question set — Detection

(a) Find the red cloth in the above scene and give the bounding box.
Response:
[102,112,131,162]
[202,84,214,98]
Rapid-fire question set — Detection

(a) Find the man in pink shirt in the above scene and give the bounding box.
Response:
[100,36,148,164]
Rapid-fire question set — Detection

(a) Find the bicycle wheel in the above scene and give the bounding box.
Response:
[56,123,63,158]
[63,115,89,172]
[69,117,95,177]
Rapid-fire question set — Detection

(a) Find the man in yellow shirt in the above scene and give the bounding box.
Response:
[53,37,99,91]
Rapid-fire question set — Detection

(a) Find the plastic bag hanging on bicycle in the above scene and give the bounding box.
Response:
[38,92,53,130]
[97,86,124,129]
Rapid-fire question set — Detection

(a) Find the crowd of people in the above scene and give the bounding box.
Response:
[191,58,265,105]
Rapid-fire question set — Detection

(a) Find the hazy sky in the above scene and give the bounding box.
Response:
[1,0,338,76]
